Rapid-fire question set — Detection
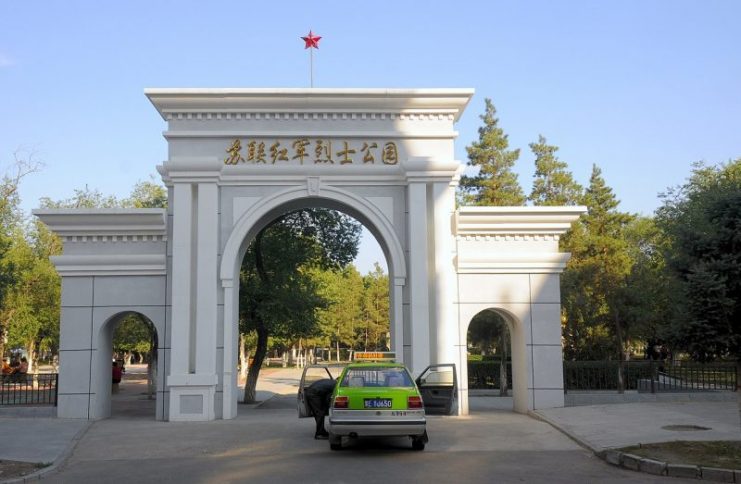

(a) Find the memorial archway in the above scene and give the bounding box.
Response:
[37,88,584,422]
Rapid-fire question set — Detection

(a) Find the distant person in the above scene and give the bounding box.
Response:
[112,361,123,384]
[18,357,28,374]
[305,378,336,439]
[1,359,12,375]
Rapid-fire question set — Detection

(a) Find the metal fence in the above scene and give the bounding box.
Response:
[467,360,737,393]
[0,374,58,406]
[563,361,737,393]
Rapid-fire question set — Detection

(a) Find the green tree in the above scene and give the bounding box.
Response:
[0,150,42,359]
[657,160,741,360]
[616,218,671,346]
[459,99,526,206]
[2,222,61,371]
[240,209,361,403]
[561,165,634,376]
[313,265,364,361]
[113,314,156,363]
[359,263,390,351]
[124,179,168,208]
[39,186,119,209]
[528,135,583,206]
[656,159,741,427]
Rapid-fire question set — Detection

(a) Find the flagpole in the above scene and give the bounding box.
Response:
[302,30,320,88]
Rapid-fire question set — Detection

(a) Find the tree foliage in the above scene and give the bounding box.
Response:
[240,208,361,402]
[528,135,583,206]
[0,150,43,360]
[113,314,156,359]
[467,310,509,356]
[459,99,526,206]
[561,165,636,362]
[656,160,741,361]
[359,263,390,351]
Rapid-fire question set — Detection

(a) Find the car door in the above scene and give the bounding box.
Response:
[297,365,335,418]
[415,364,457,415]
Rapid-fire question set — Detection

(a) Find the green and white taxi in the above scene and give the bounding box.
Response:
[297,352,457,451]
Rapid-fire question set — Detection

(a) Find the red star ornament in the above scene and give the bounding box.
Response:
[301,31,321,49]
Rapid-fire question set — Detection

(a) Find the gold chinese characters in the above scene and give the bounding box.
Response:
[224,139,399,166]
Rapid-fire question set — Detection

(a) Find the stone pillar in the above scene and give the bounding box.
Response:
[169,183,193,378]
[193,182,218,419]
[168,182,217,421]
[431,181,455,365]
[391,278,404,361]
[221,279,238,419]
[406,181,431,375]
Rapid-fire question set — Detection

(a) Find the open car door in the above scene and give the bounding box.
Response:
[416,364,457,415]
[297,365,335,418]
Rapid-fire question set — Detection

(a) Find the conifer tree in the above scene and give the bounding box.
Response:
[459,99,525,206]
[528,135,582,206]
[561,165,634,374]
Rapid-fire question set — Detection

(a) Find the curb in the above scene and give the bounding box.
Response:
[1,421,93,483]
[532,411,740,482]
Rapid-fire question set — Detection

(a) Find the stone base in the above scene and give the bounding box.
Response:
[167,373,217,421]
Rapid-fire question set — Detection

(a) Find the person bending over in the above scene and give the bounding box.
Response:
[305,378,337,439]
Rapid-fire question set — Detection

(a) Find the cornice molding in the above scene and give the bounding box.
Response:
[455,206,586,236]
[456,253,572,274]
[61,234,167,243]
[457,234,560,242]
[163,111,458,122]
[49,254,167,276]
[33,209,167,237]
[145,88,475,122]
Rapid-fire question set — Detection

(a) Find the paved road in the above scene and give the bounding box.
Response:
[2,367,733,483]
[43,403,695,483]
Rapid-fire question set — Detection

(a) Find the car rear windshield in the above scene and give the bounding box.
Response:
[340,367,413,388]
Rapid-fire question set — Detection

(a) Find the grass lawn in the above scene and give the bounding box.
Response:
[619,441,741,470]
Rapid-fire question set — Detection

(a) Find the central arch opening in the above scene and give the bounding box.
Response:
[220,188,408,419]
[226,198,400,417]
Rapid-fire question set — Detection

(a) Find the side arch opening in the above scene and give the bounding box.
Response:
[94,311,162,420]
[463,307,529,414]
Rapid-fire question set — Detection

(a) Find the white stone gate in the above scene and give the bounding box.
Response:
[36,89,583,421]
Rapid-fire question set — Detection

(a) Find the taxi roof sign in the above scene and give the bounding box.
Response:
[353,351,396,362]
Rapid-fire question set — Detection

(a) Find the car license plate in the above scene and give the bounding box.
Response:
[364,398,392,409]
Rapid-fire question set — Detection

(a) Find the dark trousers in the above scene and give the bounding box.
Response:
[305,390,330,435]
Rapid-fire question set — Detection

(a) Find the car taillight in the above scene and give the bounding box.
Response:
[334,396,349,409]
[407,396,423,409]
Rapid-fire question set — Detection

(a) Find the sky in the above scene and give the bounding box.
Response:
[2,1,740,273]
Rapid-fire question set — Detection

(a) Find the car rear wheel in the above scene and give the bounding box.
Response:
[329,433,342,450]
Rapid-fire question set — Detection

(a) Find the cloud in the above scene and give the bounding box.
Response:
[0,53,15,67]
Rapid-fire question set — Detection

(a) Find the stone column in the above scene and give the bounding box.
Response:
[167,182,217,421]
[406,181,431,375]
[221,279,238,420]
[169,183,193,378]
[193,182,218,419]
[391,278,404,362]
[431,181,455,365]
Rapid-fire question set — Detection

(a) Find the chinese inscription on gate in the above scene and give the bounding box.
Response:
[224,139,399,165]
